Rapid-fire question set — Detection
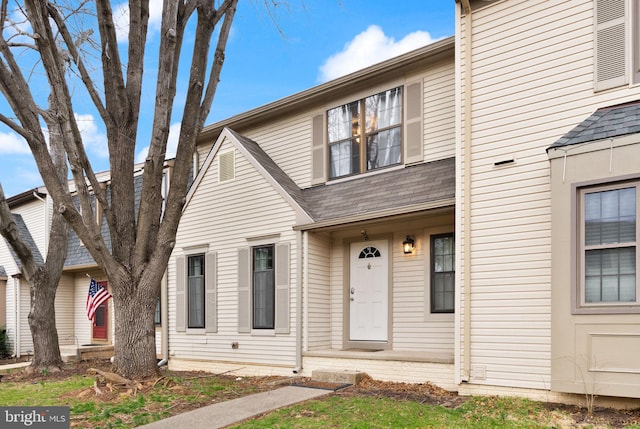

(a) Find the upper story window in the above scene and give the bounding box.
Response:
[578,183,639,309]
[327,87,403,179]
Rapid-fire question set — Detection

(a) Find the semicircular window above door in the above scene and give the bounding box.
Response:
[358,246,381,259]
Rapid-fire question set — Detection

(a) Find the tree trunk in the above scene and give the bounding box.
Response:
[27,270,63,371]
[112,276,160,379]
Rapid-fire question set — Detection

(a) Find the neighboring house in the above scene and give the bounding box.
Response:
[456,0,640,403]
[1,169,168,361]
[167,0,640,404]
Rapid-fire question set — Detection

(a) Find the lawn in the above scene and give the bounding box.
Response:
[2,360,640,429]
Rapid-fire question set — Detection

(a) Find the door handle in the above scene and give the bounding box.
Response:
[350,287,355,295]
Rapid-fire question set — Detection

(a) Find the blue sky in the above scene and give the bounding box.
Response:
[0,1,454,197]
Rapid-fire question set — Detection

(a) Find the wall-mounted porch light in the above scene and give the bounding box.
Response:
[402,235,415,254]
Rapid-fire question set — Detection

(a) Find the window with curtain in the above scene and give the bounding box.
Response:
[327,87,402,179]
[253,245,275,329]
[581,184,638,305]
[188,254,205,328]
[431,233,455,313]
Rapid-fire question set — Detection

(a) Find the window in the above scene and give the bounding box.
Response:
[431,233,455,313]
[253,245,275,329]
[154,297,161,326]
[327,87,402,179]
[579,184,638,306]
[187,254,205,328]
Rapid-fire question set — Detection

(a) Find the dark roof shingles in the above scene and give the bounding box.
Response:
[549,100,640,149]
[303,157,455,222]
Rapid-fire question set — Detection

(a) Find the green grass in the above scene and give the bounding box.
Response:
[2,372,640,428]
[0,372,264,429]
[228,396,556,429]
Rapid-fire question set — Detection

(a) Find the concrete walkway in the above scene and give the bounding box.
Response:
[137,385,333,429]
[0,361,31,370]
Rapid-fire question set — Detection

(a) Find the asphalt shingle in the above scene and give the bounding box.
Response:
[549,100,640,149]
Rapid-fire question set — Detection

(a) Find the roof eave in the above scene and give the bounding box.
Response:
[294,198,455,231]
[199,37,455,143]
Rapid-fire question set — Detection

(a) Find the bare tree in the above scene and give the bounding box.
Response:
[0,0,239,378]
[0,99,68,372]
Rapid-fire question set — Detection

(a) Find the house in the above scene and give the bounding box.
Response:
[168,0,640,405]
[168,38,457,390]
[456,0,640,403]
[0,169,168,362]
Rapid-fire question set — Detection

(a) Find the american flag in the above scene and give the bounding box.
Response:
[86,278,112,321]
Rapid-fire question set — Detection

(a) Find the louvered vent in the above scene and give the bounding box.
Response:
[594,0,627,90]
[218,151,235,182]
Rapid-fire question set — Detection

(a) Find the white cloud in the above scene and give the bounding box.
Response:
[135,122,181,163]
[0,130,30,154]
[318,25,436,82]
[114,0,164,43]
[75,113,109,158]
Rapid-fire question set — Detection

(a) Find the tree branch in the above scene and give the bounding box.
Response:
[0,183,38,281]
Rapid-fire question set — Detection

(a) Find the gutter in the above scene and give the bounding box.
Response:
[293,199,455,232]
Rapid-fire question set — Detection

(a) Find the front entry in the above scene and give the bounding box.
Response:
[92,281,109,341]
[349,240,389,342]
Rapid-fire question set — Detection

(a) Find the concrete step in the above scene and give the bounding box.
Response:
[311,369,366,385]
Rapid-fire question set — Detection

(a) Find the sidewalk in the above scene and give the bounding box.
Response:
[137,385,333,429]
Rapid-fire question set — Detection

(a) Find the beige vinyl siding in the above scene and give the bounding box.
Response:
[170,138,298,368]
[12,199,47,257]
[73,271,106,345]
[460,0,640,391]
[424,59,456,163]
[305,232,331,350]
[244,112,312,188]
[201,68,456,191]
[325,214,455,355]
[55,273,75,345]
[4,277,16,353]
[18,279,31,354]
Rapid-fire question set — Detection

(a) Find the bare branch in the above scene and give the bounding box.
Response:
[47,3,108,122]
[0,112,29,140]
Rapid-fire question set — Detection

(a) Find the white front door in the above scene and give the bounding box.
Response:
[349,240,388,342]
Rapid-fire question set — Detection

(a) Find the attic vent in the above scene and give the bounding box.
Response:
[218,151,235,183]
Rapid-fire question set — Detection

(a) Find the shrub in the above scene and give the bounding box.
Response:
[0,327,9,358]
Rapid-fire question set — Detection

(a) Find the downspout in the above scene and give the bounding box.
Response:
[14,275,20,357]
[461,0,473,382]
[293,229,303,374]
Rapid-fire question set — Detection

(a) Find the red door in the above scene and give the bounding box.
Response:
[92,282,108,341]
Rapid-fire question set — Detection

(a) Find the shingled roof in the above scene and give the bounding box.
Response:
[548,100,640,150]
[0,265,7,278]
[303,157,455,224]
[7,214,44,271]
[226,130,455,228]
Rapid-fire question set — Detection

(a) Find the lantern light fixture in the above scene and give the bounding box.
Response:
[402,235,415,254]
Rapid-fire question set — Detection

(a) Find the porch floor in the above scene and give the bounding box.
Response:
[60,344,114,363]
[303,349,453,364]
